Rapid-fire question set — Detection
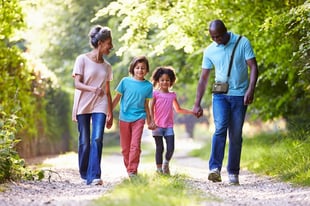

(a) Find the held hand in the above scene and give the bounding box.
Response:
[106,119,113,129]
[148,121,157,130]
[193,105,203,118]
[106,113,113,129]
[196,110,203,118]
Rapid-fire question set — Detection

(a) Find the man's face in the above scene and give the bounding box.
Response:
[209,29,227,45]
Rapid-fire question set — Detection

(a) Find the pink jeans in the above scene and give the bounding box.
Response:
[119,119,145,174]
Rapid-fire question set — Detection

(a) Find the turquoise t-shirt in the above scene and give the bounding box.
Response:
[116,76,153,122]
[202,32,255,96]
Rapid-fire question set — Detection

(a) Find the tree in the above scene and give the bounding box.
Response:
[95,0,310,124]
[0,0,42,182]
[254,2,310,122]
[22,0,118,88]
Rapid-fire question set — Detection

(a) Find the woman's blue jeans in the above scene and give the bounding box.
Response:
[209,94,247,175]
[77,113,106,184]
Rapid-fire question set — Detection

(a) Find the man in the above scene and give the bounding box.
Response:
[193,19,258,185]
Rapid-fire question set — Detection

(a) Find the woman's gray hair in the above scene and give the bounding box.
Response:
[88,25,112,48]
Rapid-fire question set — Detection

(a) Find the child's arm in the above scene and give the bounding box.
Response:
[173,98,195,115]
[105,81,113,129]
[149,97,155,124]
[112,93,121,110]
[145,99,156,130]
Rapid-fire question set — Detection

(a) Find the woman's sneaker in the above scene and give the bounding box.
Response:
[208,168,222,182]
[90,179,103,185]
[228,174,239,185]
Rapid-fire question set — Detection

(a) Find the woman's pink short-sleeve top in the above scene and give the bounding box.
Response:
[72,54,112,121]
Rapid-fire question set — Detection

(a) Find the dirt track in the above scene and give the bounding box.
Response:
[1,134,310,206]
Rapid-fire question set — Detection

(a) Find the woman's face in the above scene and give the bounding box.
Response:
[99,37,113,55]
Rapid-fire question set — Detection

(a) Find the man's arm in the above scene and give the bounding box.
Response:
[193,69,211,117]
[244,58,258,105]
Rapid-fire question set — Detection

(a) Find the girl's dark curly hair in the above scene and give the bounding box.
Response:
[151,66,176,87]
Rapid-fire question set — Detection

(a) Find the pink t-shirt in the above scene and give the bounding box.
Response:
[153,90,176,128]
[72,54,113,121]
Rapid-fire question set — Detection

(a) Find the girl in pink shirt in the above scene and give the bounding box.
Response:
[150,66,195,175]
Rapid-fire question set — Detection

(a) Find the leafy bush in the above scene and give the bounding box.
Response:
[0,109,44,183]
[0,0,47,182]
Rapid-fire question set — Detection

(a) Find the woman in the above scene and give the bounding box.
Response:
[72,25,113,185]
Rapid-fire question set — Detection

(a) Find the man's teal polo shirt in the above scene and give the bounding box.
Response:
[202,32,255,96]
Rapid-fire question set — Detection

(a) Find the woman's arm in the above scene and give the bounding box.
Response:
[105,81,113,129]
[74,74,104,96]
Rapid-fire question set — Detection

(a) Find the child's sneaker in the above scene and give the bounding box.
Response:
[156,168,163,174]
[128,172,137,179]
[162,163,170,175]
[156,164,163,174]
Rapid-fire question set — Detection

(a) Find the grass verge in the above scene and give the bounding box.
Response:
[190,131,310,186]
[242,132,310,186]
[90,173,206,206]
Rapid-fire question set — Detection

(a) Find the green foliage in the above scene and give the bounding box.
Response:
[94,0,215,55]
[0,110,22,182]
[45,86,71,141]
[1,0,69,182]
[0,0,40,137]
[94,0,310,123]
[254,1,310,120]
[0,0,25,39]
[0,110,44,183]
[0,0,39,182]
[22,0,118,88]
[92,174,206,206]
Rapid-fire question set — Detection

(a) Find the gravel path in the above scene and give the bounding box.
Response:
[172,141,310,206]
[1,137,309,206]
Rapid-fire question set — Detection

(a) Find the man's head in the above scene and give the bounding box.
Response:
[209,19,230,45]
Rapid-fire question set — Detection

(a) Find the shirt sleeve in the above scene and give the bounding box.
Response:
[243,37,256,60]
[146,82,153,99]
[72,55,84,77]
[115,78,125,94]
[202,49,213,69]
